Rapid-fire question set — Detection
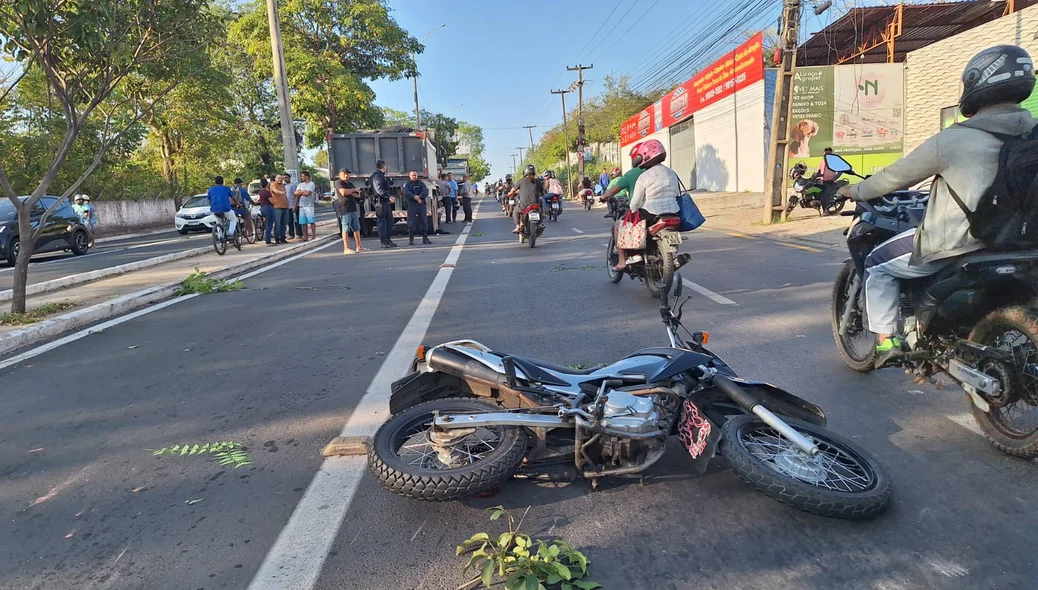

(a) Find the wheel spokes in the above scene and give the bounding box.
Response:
[743,427,874,492]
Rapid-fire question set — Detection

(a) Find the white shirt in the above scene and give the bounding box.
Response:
[296,181,316,208]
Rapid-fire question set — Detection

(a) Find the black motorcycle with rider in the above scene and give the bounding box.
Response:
[831,45,1038,458]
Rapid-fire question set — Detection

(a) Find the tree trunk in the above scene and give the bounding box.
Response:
[10,210,35,315]
[160,130,178,187]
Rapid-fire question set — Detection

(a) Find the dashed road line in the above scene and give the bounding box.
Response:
[571,228,585,234]
[683,278,738,305]
[776,241,822,253]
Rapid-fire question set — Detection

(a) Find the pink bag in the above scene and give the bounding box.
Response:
[617,210,647,250]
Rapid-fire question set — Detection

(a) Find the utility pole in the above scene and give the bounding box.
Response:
[522,124,537,150]
[567,64,593,179]
[265,0,298,178]
[411,24,447,130]
[763,0,803,224]
[551,89,573,198]
[510,153,518,174]
[516,147,525,165]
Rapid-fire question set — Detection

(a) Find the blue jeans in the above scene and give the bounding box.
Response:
[273,208,288,242]
[542,193,560,212]
[262,205,276,243]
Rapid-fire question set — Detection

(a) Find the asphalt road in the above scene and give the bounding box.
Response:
[2,197,1037,589]
[0,206,338,291]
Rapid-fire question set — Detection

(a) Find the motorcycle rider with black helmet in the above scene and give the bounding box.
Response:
[501,174,515,212]
[836,45,1038,368]
[508,164,545,233]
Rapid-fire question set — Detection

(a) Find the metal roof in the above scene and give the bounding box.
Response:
[797,1,1036,66]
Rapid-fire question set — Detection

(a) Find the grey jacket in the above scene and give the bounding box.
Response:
[852,104,1038,265]
[630,165,681,215]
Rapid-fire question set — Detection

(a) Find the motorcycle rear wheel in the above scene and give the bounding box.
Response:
[968,306,1038,458]
[644,243,674,299]
[368,398,528,501]
[721,415,892,519]
[606,237,623,284]
[831,262,875,372]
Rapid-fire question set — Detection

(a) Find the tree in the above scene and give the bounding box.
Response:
[422,110,459,168]
[234,0,419,147]
[467,154,490,182]
[0,0,215,313]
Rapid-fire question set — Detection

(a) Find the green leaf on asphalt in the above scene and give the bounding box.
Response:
[180,445,189,456]
[523,575,539,590]
[489,506,505,521]
[481,560,495,587]
[547,574,562,585]
[554,562,572,581]
[505,573,524,590]
[573,581,602,590]
[185,498,204,505]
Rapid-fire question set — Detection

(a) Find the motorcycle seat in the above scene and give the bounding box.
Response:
[907,249,1038,301]
[507,354,596,378]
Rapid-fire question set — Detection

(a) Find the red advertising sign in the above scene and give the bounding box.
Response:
[620,106,655,146]
[620,32,765,144]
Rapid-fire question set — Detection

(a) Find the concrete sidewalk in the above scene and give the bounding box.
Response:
[694,190,849,250]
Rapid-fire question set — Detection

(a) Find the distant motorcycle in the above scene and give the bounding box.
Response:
[580,188,595,210]
[786,162,848,216]
[545,194,562,222]
[518,203,544,248]
[607,213,690,298]
[505,193,518,217]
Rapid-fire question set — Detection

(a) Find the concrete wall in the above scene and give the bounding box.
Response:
[621,128,671,174]
[905,6,1038,152]
[693,79,766,192]
[93,198,177,231]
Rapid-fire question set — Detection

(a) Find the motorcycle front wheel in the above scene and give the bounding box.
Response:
[368,398,528,501]
[831,262,875,372]
[968,306,1038,458]
[721,415,892,519]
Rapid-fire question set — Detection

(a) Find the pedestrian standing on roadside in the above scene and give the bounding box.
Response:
[258,178,277,245]
[284,173,299,241]
[372,160,398,249]
[446,172,459,223]
[335,168,365,254]
[269,173,290,244]
[295,171,317,241]
[403,170,432,245]
[598,166,610,194]
[437,173,452,224]
[459,174,474,223]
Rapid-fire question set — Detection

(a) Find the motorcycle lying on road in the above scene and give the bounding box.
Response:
[517,203,545,248]
[580,188,595,210]
[828,153,1038,458]
[545,194,563,222]
[786,162,849,217]
[369,274,892,519]
[607,213,691,298]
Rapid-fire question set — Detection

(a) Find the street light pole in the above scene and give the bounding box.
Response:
[412,24,446,128]
[551,89,573,198]
[265,0,297,178]
[510,153,518,174]
[516,147,525,165]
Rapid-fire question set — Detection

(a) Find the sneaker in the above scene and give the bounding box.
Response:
[874,337,905,369]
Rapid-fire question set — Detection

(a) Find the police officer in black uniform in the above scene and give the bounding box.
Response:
[371,160,398,249]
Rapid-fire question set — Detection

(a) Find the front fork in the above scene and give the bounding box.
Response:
[838,270,862,340]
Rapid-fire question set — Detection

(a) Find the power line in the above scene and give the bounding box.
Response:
[579,1,642,66]
[570,0,624,64]
[585,0,665,65]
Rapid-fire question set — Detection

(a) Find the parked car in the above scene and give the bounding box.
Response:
[174,194,215,235]
[0,195,92,265]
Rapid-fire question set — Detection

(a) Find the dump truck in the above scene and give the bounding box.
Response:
[327,128,442,236]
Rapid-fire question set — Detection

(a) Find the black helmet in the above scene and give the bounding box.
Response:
[544,170,555,179]
[959,45,1035,117]
[789,162,808,179]
[524,164,536,177]
[505,174,513,181]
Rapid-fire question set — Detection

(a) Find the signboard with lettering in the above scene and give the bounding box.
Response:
[620,32,764,145]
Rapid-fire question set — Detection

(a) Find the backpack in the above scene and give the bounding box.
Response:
[948,123,1038,250]
[231,186,247,208]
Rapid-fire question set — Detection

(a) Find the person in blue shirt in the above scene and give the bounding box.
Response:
[207,176,237,237]
[598,166,611,193]
[446,172,459,223]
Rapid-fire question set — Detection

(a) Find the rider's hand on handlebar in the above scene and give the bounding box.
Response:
[836,185,854,201]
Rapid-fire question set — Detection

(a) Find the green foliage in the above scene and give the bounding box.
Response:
[457,506,599,590]
[0,301,77,325]
[424,111,459,168]
[150,441,252,468]
[175,268,245,296]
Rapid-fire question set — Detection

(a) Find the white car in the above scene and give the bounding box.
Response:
[174,194,215,235]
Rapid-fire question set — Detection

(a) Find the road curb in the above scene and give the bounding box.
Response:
[0,235,336,358]
[0,245,212,303]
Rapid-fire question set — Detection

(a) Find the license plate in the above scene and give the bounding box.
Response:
[509,199,516,205]
[528,212,541,222]
[665,233,682,246]
[552,203,560,210]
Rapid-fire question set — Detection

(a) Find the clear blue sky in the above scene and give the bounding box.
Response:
[369,0,836,180]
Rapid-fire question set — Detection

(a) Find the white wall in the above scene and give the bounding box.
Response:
[693,80,766,192]
[905,6,1038,152]
[93,198,176,231]
[621,128,671,174]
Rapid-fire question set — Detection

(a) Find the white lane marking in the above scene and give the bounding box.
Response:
[683,279,738,306]
[0,248,127,274]
[0,241,337,372]
[947,413,983,436]
[247,201,481,590]
[570,228,585,234]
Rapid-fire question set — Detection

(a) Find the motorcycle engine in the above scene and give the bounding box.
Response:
[598,391,662,466]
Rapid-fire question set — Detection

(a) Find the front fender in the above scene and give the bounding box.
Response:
[696,378,827,427]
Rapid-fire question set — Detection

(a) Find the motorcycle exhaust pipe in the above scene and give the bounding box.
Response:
[674,253,691,269]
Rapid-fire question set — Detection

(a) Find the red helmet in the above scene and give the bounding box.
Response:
[611,167,621,177]
[631,139,666,169]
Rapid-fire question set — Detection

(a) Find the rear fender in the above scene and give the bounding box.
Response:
[388,369,475,415]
